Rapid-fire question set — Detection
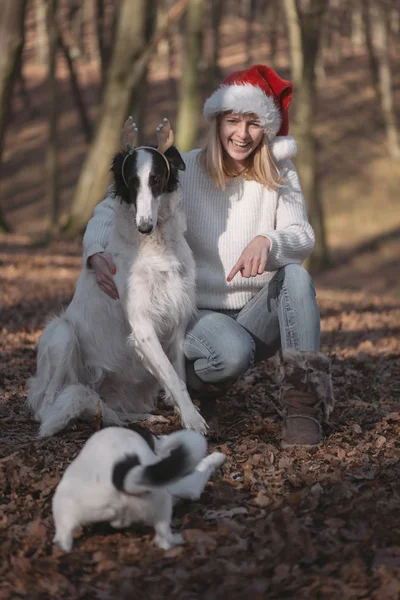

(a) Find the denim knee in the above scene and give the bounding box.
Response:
[278,264,316,301]
[216,342,255,381]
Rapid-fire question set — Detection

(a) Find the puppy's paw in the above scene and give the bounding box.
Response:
[205,452,226,471]
[154,532,185,550]
[53,534,73,552]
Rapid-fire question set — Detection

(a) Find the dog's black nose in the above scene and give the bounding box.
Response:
[138,223,154,235]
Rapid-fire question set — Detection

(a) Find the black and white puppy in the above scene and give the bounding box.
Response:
[53,426,225,551]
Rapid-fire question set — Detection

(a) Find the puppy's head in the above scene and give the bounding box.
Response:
[111,146,185,235]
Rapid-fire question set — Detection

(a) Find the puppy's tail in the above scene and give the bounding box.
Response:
[112,430,207,493]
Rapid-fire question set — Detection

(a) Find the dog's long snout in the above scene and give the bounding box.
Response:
[137,220,154,235]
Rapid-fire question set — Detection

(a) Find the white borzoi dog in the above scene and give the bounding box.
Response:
[52,425,226,551]
[27,120,207,436]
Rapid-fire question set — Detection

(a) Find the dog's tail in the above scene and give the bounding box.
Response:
[27,316,84,419]
[112,430,207,493]
[38,384,124,438]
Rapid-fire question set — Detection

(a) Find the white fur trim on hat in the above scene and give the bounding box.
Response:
[203,84,281,140]
[270,136,297,162]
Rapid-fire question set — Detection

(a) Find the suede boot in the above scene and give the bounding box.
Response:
[279,350,334,448]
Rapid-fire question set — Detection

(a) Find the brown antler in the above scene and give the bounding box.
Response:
[120,116,138,152]
[156,118,174,153]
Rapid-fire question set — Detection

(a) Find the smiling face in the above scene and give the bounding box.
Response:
[218,112,264,168]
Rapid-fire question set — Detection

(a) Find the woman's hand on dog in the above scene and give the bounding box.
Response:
[90,253,119,299]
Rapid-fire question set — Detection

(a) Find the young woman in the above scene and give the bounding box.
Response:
[83,64,334,447]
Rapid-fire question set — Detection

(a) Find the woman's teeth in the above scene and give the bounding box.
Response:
[231,140,249,148]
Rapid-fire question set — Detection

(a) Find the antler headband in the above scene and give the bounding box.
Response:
[120,117,174,188]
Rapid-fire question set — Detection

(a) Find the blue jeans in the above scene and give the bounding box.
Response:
[184,264,320,390]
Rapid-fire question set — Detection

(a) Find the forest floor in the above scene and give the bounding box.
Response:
[0,233,399,600]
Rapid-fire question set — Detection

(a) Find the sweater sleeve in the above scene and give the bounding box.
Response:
[82,185,115,265]
[262,159,315,271]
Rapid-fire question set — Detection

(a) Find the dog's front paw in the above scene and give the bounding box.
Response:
[145,414,170,424]
[154,532,185,550]
[182,408,209,435]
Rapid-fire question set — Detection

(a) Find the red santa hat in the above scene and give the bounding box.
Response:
[203,64,297,160]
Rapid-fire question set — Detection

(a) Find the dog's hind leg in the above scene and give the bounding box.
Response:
[38,383,166,437]
[128,321,208,434]
[38,384,103,437]
[167,452,226,501]
[27,317,81,419]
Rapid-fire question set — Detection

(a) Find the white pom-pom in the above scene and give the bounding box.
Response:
[270,136,297,162]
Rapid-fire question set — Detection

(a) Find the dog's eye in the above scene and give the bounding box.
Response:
[149,175,161,187]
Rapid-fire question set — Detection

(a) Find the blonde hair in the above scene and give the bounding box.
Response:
[198,115,283,190]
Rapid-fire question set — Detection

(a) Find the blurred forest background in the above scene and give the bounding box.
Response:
[0,0,399,276]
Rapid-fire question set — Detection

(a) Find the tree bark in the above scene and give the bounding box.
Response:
[0,0,27,233]
[284,0,331,271]
[283,0,303,90]
[244,0,257,67]
[128,1,158,144]
[96,0,115,88]
[208,0,224,82]
[176,0,204,151]
[351,0,365,51]
[266,0,280,69]
[66,0,190,234]
[361,0,380,99]
[35,0,48,66]
[58,26,92,142]
[46,0,60,237]
[370,0,400,158]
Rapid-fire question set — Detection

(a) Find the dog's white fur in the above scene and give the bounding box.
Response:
[27,148,207,436]
[52,427,226,551]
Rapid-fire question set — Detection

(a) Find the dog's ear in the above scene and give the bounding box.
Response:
[111,151,129,198]
[164,146,186,172]
[111,151,124,179]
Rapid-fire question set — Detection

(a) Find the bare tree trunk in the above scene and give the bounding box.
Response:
[283,0,303,120]
[46,0,60,237]
[284,0,331,271]
[35,0,48,66]
[68,0,87,60]
[370,0,400,158]
[66,0,190,234]
[58,27,92,142]
[389,6,400,38]
[96,0,115,88]
[244,0,257,67]
[208,0,223,82]
[351,0,365,51]
[283,0,303,89]
[266,0,280,69]
[83,0,99,62]
[361,0,380,99]
[176,0,204,151]
[155,0,177,96]
[0,0,27,233]
[128,1,158,144]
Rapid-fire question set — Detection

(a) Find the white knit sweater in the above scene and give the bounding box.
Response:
[83,149,314,310]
